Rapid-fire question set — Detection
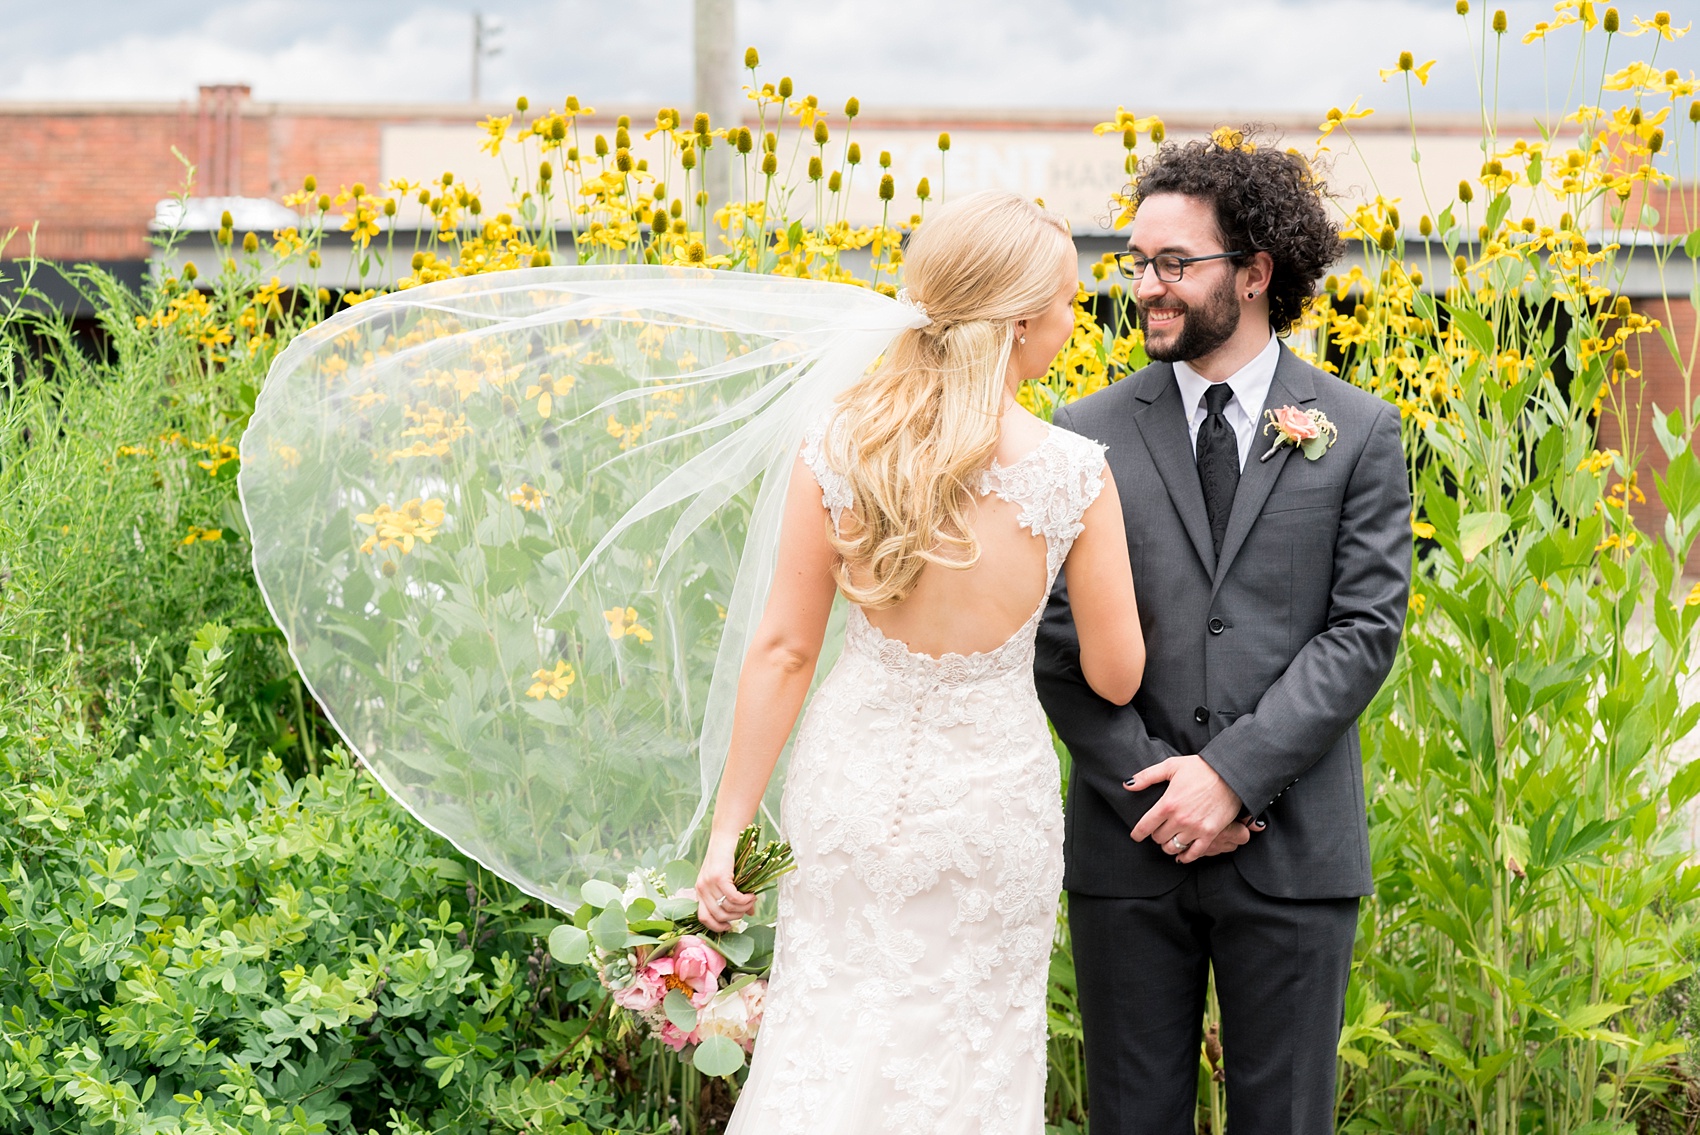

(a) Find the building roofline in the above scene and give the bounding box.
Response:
[0,98,1513,135]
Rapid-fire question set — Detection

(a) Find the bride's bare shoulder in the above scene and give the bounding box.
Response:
[994,406,1054,464]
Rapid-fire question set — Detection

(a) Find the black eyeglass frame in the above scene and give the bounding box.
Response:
[1116,250,1247,282]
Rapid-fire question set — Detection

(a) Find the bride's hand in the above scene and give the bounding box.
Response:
[695,838,754,933]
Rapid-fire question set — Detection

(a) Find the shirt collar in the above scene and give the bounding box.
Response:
[1172,331,1280,421]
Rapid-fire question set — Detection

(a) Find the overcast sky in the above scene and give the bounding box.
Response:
[2,0,1695,116]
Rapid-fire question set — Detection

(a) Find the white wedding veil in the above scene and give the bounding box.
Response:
[240,266,925,909]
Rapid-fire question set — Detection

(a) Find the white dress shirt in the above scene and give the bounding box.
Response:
[1173,332,1280,471]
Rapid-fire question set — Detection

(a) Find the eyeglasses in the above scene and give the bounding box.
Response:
[1116,250,1246,282]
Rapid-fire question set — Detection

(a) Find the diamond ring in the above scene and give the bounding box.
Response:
[714,895,725,907]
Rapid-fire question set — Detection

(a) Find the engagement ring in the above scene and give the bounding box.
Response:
[1170,836,1191,850]
[714,895,726,907]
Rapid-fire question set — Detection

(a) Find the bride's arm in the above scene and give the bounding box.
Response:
[695,454,838,932]
[1063,464,1145,706]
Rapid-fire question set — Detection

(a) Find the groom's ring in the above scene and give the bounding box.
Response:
[1170,836,1191,850]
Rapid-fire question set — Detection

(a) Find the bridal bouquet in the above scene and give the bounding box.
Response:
[547,827,795,1076]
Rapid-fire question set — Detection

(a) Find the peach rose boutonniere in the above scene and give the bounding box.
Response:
[1260,405,1339,462]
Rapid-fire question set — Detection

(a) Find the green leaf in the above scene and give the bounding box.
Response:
[1458,511,1512,562]
[1562,1001,1630,1032]
[1485,191,1511,235]
[714,931,755,968]
[663,989,698,1033]
[547,924,590,965]
[579,879,623,908]
[1445,305,1496,359]
[664,859,697,894]
[1301,435,1331,460]
[692,1034,746,1077]
[1686,229,1700,259]
[590,902,629,952]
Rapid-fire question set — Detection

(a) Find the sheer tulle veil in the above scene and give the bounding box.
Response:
[239,266,925,910]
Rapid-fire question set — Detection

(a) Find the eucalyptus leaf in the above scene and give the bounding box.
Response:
[590,903,630,952]
[547,923,590,965]
[714,931,755,968]
[692,1034,746,1077]
[663,989,698,1033]
[579,879,624,909]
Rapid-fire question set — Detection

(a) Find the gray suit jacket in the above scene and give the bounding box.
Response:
[1036,346,1410,900]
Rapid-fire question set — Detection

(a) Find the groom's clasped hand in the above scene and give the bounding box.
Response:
[1124,754,1257,863]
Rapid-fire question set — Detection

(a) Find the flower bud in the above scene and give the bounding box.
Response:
[1649,129,1663,154]
[242,231,259,253]
[1122,127,1137,150]
[1492,9,1507,32]
[539,160,553,181]
[617,148,633,172]
[469,197,482,215]
[686,240,706,264]
[1691,101,1700,124]
[736,127,753,154]
[1419,214,1433,237]
[1410,270,1423,286]
[937,132,951,152]
[1455,0,1467,12]
[183,261,199,281]
[1615,296,1632,317]
[917,177,931,199]
[670,198,684,218]
[550,117,566,141]
[303,175,317,192]
[696,190,709,207]
[567,147,579,162]
[744,46,760,68]
[778,76,793,98]
[761,152,778,176]
[317,287,331,305]
[1387,205,1400,228]
[828,171,842,192]
[1629,107,1642,127]
[530,249,551,266]
[693,112,710,135]
[848,142,862,165]
[808,155,823,180]
[616,126,630,148]
[879,174,895,201]
[1398,50,1414,71]
[381,559,397,577]
[384,198,397,216]
[1656,11,1670,28]
[654,181,666,199]
[1520,216,1536,233]
[814,120,829,145]
[217,226,232,246]
[1458,180,1474,203]
[1559,211,1573,230]
[763,130,777,153]
[411,251,426,270]
[681,147,697,170]
[1613,349,1628,372]
[879,150,892,169]
[516,95,529,112]
[1453,254,1468,274]
[442,171,455,186]
[845,96,860,118]
[565,95,580,112]
[617,114,630,129]
[1150,122,1165,143]
[352,182,365,197]
[1378,225,1397,252]
[594,134,609,157]
[418,188,432,204]
[318,194,331,212]
[221,210,234,229]
[308,250,321,269]
[1603,7,1618,31]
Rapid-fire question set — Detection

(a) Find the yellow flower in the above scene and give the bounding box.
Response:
[1408,593,1427,615]
[479,113,514,155]
[180,525,223,545]
[1628,12,1687,39]
[355,498,447,555]
[1316,100,1374,144]
[524,372,576,418]
[1576,448,1619,475]
[193,440,240,477]
[1686,582,1700,608]
[1378,55,1436,86]
[604,606,654,643]
[1411,516,1436,539]
[526,660,577,700]
[509,483,548,512]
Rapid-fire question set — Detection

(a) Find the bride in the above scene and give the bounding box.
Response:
[692,190,1147,1133]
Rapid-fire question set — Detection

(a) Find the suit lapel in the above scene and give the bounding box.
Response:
[1130,365,1216,577]
[1212,345,1317,592]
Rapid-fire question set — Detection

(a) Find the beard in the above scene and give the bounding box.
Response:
[1139,272,1241,363]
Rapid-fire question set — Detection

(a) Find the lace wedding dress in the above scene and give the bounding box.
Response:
[726,419,1107,1135]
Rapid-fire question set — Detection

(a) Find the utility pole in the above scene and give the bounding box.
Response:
[693,0,739,210]
[471,12,503,103]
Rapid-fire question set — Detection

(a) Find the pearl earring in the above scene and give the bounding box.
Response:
[1019,335,1027,345]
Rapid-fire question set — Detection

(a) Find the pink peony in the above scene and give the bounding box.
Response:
[1270,405,1320,441]
[658,1019,700,1052]
[611,965,666,1012]
[649,935,727,1008]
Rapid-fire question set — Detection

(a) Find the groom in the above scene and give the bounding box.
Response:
[1035,132,1410,1133]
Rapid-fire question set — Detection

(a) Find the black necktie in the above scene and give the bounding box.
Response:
[1196,383,1240,558]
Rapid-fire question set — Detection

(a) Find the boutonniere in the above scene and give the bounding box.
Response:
[1259,406,1338,462]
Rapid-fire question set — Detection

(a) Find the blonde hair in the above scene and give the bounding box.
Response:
[822,190,1074,609]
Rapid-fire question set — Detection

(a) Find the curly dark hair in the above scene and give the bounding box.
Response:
[1128,128,1343,336]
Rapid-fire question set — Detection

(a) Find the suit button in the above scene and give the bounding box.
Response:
[1194,706,1209,724]
[1208,617,1225,634]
